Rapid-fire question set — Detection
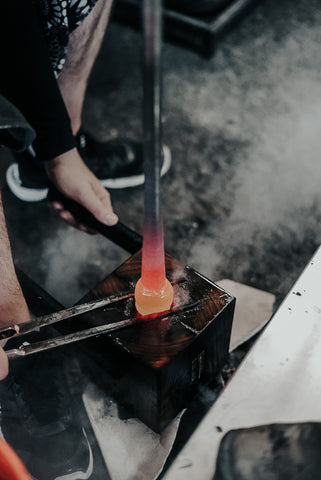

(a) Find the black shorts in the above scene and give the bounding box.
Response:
[37,0,99,76]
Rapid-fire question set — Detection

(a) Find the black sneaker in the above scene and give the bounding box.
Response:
[6,150,50,202]
[6,131,171,202]
[0,351,93,480]
[31,426,93,480]
[76,131,171,189]
[0,373,36,467]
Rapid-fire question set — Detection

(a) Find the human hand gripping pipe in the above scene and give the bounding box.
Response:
[134,0,173,316]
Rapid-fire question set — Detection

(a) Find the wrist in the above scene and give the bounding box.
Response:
[44,147,78,175]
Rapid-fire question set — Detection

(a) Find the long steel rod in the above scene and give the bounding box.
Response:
[138,0,169,294]
[142,0,163,229]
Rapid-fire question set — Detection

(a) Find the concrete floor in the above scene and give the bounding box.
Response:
[1,0,321,477]
[1,0,321,310]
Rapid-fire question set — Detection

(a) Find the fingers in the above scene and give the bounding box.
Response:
[45,149,119,231]
[51,201,64,211]
[49,202,97,234]
[76,180,118,227]
[0,346,9,380]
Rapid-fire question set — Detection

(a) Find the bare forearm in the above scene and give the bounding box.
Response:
[0,192,29,328]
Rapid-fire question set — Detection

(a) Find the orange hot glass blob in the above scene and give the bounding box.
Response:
[135,224,173,316]
[135,277,174,316]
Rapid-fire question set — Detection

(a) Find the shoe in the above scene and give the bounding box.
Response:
[76,131,171,189]
[31,426,93,480]
[6,130,172,202]
[6,154,50,202]
[0,350,93,480]
[0,373,36,467]
[0,352,72,438]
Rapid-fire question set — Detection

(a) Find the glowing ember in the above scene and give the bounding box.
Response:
[135,225,173,316]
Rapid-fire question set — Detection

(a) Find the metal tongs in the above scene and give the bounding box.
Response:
[1,290,200,360]
[1,292,137,360]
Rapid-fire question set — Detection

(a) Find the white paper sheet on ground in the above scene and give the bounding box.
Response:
[82,382,185,480]
[217,279,275,351]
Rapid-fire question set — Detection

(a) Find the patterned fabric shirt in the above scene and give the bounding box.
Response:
[37,0,98,75]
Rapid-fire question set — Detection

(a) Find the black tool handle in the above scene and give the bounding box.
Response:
[47,186,142,254]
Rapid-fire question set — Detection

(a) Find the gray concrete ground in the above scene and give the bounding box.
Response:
[1,0,321,477]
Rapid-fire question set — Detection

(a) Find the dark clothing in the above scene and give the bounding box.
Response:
[0,0,97,161]
[0,94,36,152]
[37,0,99,75]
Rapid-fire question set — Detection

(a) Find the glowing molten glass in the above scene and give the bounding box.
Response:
[135,277,173,316]
[135,225,173,316]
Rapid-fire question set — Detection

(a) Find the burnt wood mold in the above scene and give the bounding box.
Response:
[74,250,235,432]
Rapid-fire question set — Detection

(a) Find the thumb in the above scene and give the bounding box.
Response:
[76,181,119,226]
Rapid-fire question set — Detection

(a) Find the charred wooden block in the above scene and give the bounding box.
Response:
[77,251,235,432]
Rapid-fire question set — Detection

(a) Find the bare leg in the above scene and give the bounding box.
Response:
[57,0,114,135]
[47,0,118,229]
[0,193,29,327]
[0,192,30,378]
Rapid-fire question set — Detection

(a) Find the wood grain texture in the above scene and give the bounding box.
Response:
[77,250,235,431]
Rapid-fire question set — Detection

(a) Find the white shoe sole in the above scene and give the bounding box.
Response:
[101,145,172,189]
[6,163,48,202]
[6,145,172,201]
[54,428,94,480]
